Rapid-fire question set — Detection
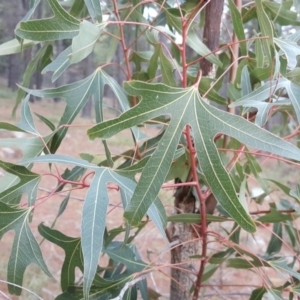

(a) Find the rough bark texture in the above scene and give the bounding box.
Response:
[169,1,224,299]
[200,0,225,76]
[169,185,198,300]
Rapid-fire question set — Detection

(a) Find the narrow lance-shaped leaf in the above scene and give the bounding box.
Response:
[15,0,80,41]
[16,94,38,135]
[15,45,52,112]
[0,203,51,295]
[89,81,300,232]
[229,0,247,55]
[0,39,35,56]
[42,46,72,82]
[84,0,102,23]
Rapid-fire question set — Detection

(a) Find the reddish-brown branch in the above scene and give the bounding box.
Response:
[112,0,132,82]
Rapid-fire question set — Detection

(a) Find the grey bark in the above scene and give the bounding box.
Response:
[169,186,198,300]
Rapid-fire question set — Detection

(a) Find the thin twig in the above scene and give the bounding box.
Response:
[110,275,148,300]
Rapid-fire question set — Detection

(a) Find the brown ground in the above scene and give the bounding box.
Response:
[0,96,298,299]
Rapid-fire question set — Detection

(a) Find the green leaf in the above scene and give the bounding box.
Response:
[0,133,51,201]
[263,1,300,26]
[16,94,38,135]
[266,223,283,256]
[34,113,56,131]
[15,44,52,112]
[269,259,300,281]
[231,78,300,125]
[255,0,274,49]
[0,39,35,56]
[267,289,282,300]
[274,38,300,70]
[165,151,190,182]
[228,0,247,55]
[257,208,295,223]
[165,9,222,67]
[84,0,102,23]
[22,69,146,153]
[198,78,226,105]
[15,0,80,41]
[19,154,166,297]
[167,213,229,223]
[250,287,267,300]
[0,203,51,295]
[0,160,40,206]
[21,0,41,22]
[69,0,88,18]
[68,20,106,64]
[38,224,83,291]
[42,46,72,82]
[82,169,110,297]
[104,242,148,272]
[226,258,268,269]
[0,123,26,132]
[88,82,300,232]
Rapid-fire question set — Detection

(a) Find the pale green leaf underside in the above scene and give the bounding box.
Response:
[89,82,300,232]
[0,39,35,56]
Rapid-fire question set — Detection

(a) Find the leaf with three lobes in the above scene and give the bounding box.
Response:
[88,81,300,233]
[0,160,40,206]
[0,202,51,295]
[38,223,83,291]
[19,154,166,298]
[15,0,80,41]
[22,69,146,154]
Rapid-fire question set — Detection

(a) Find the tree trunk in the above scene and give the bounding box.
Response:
[170,1,224,299]
[200,0,224,76]
[169,186,198,300]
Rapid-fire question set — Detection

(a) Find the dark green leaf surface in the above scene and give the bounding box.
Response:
[89,81,300,232]
[38,224,82,291]
[0,203,51,295]
[16,0,80,41]
[250,287,267,300]
[0,160,40,206]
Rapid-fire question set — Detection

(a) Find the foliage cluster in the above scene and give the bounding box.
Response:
[1,0,300,299]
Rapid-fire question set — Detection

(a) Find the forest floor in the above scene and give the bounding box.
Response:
[0,90,299,300]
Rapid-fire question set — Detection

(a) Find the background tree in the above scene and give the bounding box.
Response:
[1,0,300,299]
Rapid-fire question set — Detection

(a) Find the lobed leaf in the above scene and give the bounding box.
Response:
[89,81,300,232]
[15,0,80,41]
[0,203,51,295]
